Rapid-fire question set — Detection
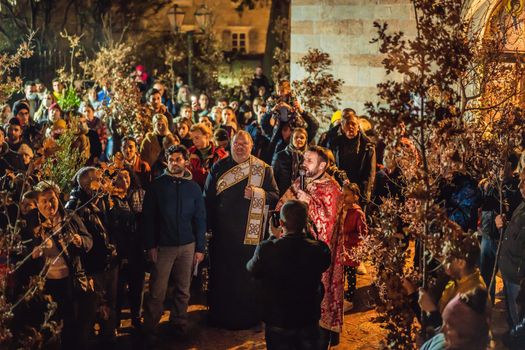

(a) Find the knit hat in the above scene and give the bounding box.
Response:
[13,101,30,117]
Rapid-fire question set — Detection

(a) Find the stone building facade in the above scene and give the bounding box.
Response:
[290,0,520,115]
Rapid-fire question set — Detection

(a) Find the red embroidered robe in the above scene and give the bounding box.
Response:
[277,172,344,332]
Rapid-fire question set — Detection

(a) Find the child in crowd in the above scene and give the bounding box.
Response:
[341,183,368,311]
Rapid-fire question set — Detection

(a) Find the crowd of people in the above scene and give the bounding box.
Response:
[0,63,524,350]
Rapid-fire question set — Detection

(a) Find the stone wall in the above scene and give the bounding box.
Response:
[290,0,417,116]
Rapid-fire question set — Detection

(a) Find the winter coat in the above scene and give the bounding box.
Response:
[188,144,228,188]
[329,131,376,201]
[479,174,521,240]
[65,187,116,274]
[124,155,151,189]
[107,195,137,261]
[142,169,207,252]
[271,144,304,196]
[246,121,270,163]
[439,173,481,232]
[0,142,24,177]
[140,132,163,168]
[500,201,525,284]
[341,204,368,266]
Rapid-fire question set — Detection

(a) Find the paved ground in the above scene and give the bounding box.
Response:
[115,267,509,350]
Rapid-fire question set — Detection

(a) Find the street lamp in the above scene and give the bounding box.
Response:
[167,4,185,33]
[194,3,212,32]
[167,2,212,90]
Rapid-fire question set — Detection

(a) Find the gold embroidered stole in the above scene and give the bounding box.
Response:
[216,156,267,245]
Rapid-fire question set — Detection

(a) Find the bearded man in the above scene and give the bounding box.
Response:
[277,145,344,349]
[204,130,279,330]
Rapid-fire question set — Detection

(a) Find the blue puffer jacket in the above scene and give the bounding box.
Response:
[142,169,207,252]
[440,173,481,232]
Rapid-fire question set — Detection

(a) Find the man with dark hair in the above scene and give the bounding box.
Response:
[142,144,206,338]
[6,117,24,152]
[247,200,331,350]
[217,97,229,109]
[0,125,24,176]
[277,145,344,349]
[12,101,42,147]
[152,80,176,117]
[147,87,174,133]
[328,109,376,204]
[250,66,271,99]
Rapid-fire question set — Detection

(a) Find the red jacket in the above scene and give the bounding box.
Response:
[342,204,368,266]
[188,144,228,188]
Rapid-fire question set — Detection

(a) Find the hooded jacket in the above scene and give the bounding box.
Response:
[142,169,206,252]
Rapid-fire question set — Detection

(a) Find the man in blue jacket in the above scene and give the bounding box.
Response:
[142,145,206,337]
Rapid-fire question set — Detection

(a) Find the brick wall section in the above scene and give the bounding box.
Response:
[291,0,417,116]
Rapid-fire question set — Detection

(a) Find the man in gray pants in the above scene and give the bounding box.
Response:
[141,145,206,338]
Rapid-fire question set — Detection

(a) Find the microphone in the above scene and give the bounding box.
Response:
[299,168,306,191]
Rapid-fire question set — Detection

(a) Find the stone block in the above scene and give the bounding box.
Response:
[369,66,389,84]
[314,19,365,36]
[291,34,321,53]
[318,5,375,21]
[291,20,315,35]
[319,34,356,54]
[293,0,319,5]
[341,86,380,104]
[342,53,385,67]
[292,5,321,21]
[333,64,359,82]
[374,4,414,20]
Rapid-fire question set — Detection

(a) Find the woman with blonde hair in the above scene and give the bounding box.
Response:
[140,114,177,177]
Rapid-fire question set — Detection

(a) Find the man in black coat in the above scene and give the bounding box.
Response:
[328,109,376,204]
[246,200,331,350]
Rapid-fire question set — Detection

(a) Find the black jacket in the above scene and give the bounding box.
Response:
[246,233,331,328]
[65,187,116,274]
[271,144,304,196]
[329,131,376,201]
[142,169,207,252]
[500,201,525,285]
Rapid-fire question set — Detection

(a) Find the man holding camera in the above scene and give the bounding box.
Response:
[262,81,319,156]
[246,200,331,350]
[277,145,344,349]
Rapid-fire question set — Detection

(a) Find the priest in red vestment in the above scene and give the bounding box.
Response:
[277,145,344,349]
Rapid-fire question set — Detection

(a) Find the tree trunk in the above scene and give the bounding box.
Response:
[263,0,290,84]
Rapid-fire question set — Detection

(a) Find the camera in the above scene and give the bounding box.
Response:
[270,210,280,229]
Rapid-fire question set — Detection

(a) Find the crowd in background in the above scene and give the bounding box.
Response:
[1,63,525,350]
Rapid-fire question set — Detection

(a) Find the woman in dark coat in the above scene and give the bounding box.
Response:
[271,127,308,196]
